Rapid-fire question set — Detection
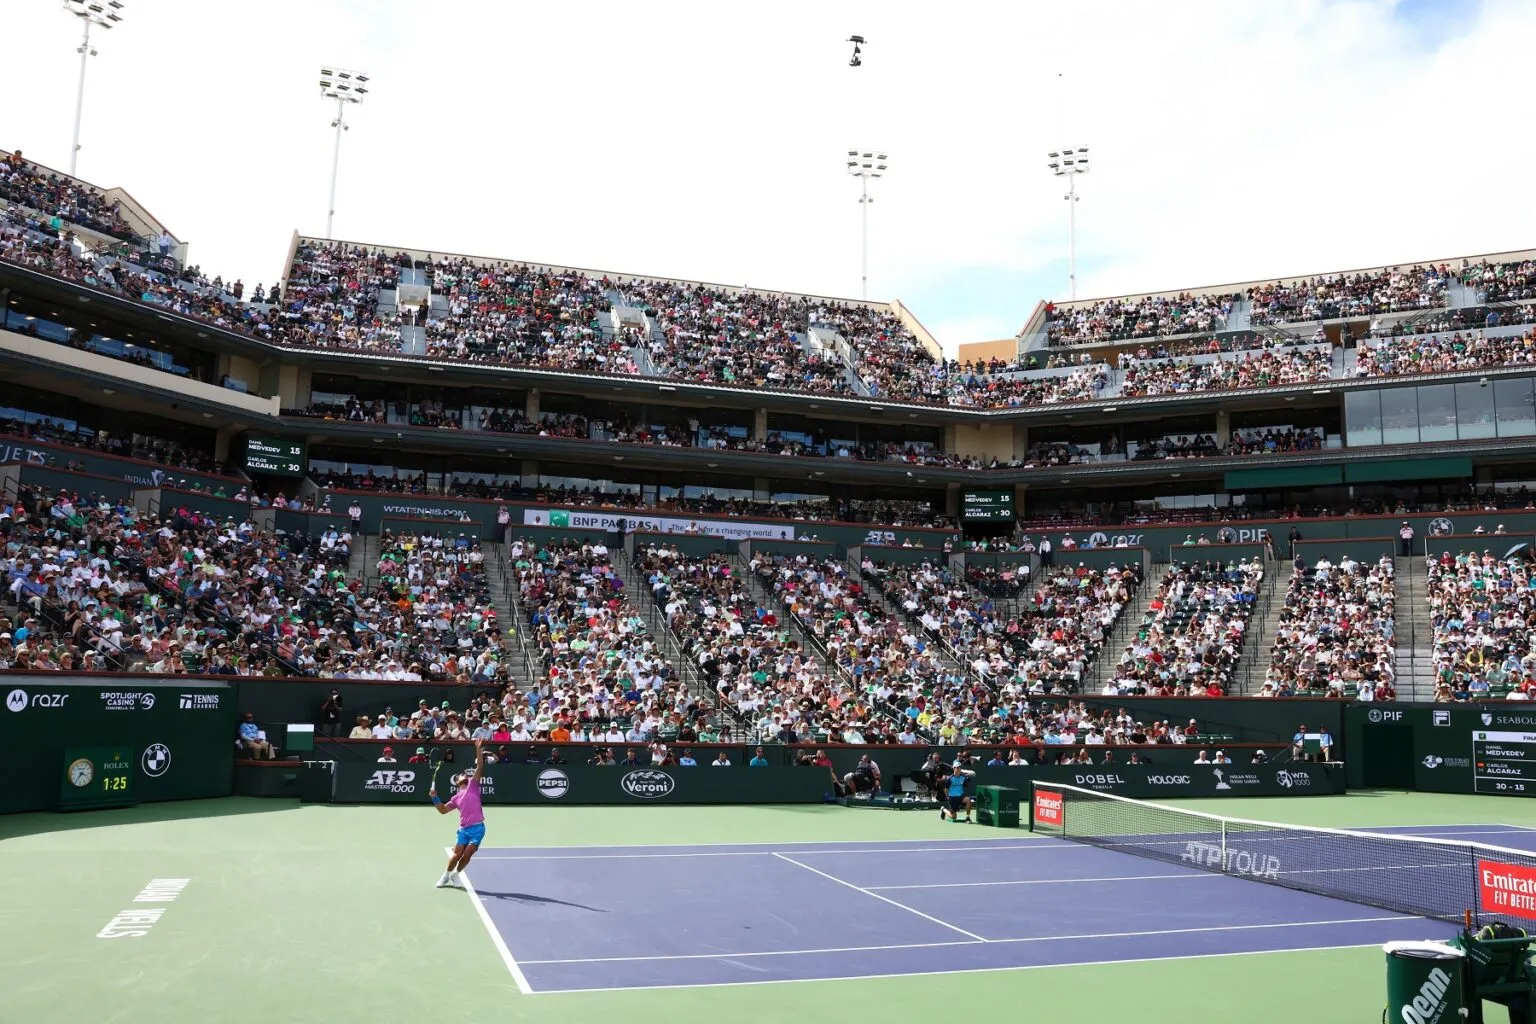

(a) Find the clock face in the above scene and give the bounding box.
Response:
[68,758,94,788]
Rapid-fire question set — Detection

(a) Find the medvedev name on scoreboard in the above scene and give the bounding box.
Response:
[243,437,307,476]
[961,489,1014,521]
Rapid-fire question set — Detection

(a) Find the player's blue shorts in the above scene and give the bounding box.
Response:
[456,822,486,847]
[947,796,966,813]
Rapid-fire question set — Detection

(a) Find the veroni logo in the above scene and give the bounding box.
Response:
[620,769,677,800]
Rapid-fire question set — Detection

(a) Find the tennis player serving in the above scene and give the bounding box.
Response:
[433,739,487,889]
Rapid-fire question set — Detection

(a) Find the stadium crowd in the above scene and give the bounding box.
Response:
[1046,292,1238,345]
[1425,551,1536,700]
[1247,265,1451,325]
[1263,554,1397,699]
[1103,559,1264,696]
[1354,329,1536,377]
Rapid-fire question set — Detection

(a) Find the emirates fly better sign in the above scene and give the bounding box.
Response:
[1478,859,1536,919]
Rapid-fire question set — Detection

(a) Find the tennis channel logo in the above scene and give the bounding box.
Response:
[1399,967,1455,1024]
[536,769,569,800]
[178,693,221,710]
[621,769,677,799]
[363,769,415,794]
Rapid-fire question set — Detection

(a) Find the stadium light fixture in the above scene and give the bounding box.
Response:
[1048,146,1090,300]
[319,66,369,240]
[847,150,888,301]
[62,0,125,177]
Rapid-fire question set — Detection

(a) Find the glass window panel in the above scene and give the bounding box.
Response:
[1416,384,1457,443]
[1496,377,1536,437]
[1380,388,1419,445]
[1345,390,1383,447]
[1455,380,1497,440]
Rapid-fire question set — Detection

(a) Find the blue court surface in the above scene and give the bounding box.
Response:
[457,822,1536,994]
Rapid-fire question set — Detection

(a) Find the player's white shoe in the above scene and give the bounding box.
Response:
[436,872,452,888]
[449,872,463,888]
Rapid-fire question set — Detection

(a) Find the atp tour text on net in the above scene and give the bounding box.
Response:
[1182,841,1281,879]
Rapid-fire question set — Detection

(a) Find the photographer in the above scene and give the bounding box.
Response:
[319,689,343,737]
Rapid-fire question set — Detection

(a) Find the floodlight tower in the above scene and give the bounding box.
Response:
[847,150,888,301]
[319,67,369,240]
[63,0,125,177]
[1047,146,1090,300]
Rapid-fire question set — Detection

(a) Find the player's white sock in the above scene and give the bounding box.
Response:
[436,871,452,888]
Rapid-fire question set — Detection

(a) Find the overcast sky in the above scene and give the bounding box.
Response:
[6,0,1532,353]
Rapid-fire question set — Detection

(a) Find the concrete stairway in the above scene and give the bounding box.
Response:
[1393,555,1437,701]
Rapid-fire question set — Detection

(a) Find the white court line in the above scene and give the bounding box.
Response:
[771,852,990,943]
[868,872,1224,890]
[520,914,1415,967]
[480,835,1051,854]
[474,844,1060,861]
[525,941,1398,995]
[448,846,533,996]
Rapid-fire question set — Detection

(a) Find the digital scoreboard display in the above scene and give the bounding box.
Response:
[244,436,307,476]
[1473,730,1536,795]
[961,489,1015,522]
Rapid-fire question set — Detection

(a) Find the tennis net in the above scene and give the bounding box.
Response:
[1028,781,1536,925]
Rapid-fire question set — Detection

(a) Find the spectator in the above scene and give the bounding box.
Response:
[238,712,274,760]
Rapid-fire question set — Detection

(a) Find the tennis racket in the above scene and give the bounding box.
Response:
[428,747,445,797]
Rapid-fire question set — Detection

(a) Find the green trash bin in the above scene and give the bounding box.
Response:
[975,786,1020,828]
[1384,940,1466,1024]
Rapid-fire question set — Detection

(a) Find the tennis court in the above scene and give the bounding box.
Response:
[5,794,1536,1024]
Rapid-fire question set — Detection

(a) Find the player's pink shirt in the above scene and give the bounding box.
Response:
[446,777,484,828]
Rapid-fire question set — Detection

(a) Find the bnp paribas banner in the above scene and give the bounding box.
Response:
[522,508,796,541]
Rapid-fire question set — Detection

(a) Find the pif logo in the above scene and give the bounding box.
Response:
[620,769,676,799]
[1368,708,1403,723]
[536,769,569,800]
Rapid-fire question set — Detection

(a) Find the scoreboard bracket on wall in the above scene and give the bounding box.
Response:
[1474,730,1536,795]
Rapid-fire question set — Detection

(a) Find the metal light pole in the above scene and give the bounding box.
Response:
[63,1,125,177]
[847,150,887,300]
[319,67,369,240]
[1048,146,1090,300]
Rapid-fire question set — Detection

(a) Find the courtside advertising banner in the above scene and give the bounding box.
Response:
[1034,788,1064,828]
[1478,860,1536,920]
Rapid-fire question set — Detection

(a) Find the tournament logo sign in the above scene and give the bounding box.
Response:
[1429,517,1455,537]
[620,769,676,799]
[1216,526,1239,544]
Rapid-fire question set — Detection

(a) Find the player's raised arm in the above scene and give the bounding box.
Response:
[473,739,487,781]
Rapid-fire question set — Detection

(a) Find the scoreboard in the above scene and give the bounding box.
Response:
[961,490,1015,522]
[244,436,307,476]
[1474,731,1536,795]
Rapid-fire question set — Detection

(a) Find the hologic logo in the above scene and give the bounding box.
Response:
[620,769,677,799]
[1147,774,1191,786]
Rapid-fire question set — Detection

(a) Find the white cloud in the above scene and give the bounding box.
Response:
[5,0,1532,360]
